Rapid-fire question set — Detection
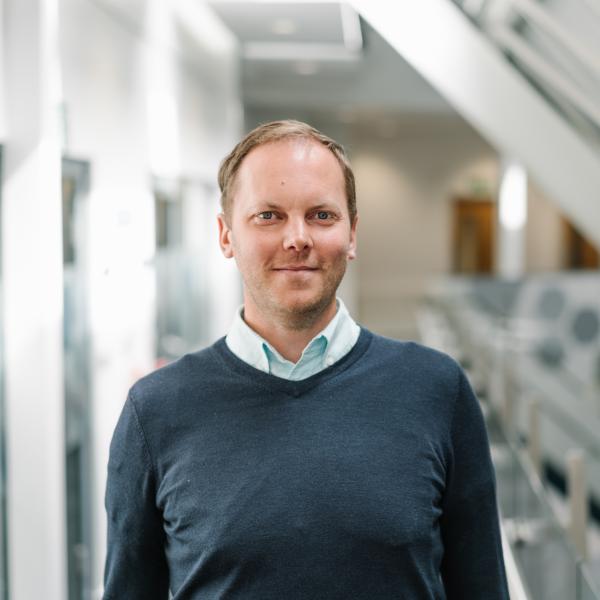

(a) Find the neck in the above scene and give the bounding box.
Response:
[242,298,338,363]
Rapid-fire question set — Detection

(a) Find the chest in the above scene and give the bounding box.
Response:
[156,394,449,562]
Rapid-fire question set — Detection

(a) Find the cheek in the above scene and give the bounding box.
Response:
[318,229,352,257]
[233,232,275,265]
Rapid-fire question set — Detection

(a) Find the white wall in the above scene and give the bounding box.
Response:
[348,115,498,339]
[351,118,572,339]
[58,0,242,595]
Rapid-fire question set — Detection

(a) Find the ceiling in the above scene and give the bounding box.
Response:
[207,1,348,45]
[207,1,456,119]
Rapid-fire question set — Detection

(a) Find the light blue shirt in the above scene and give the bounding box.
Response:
[225,298,361,381]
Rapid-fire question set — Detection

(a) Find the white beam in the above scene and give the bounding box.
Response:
[1,0,67,598]
[350,0,600,248]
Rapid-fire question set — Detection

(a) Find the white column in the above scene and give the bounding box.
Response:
[1,0,67,598]
[497,161,528,278]
[0,0,5,139]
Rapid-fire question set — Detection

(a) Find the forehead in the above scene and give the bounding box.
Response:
[235,138,345,194]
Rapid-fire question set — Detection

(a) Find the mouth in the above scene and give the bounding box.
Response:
[273,266,319,271]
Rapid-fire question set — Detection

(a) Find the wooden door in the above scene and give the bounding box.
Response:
[452,198,495,274]
[562,218,599,269]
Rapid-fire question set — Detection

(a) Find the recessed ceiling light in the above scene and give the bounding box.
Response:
[294,61,319,75]
[271,18,296,35]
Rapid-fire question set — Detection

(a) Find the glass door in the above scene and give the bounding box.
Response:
[62,157,92,600]
[153,177,214,363]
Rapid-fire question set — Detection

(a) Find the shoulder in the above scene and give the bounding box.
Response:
[365,329,462,383]
[365,335,485,440]
[353,330,466,438]
[127,341,224,417]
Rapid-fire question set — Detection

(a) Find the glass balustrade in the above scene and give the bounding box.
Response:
[422,274,600,599]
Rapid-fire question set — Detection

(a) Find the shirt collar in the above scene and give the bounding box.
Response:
[225,297,358,375]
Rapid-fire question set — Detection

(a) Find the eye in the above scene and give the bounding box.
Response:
[316,211,331,220]
[257,211,274,220]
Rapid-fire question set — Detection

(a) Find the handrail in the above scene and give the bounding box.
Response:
[453,0,600,151]
[500,523,532,600]
[509,0,600,77]
[430,280,600,600]
[436,299,600,460]
[518,376,600,463]
[489,402,600,599]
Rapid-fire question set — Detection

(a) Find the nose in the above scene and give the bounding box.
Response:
[282,217,313,252]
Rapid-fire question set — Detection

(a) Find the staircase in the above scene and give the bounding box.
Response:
[350,0,600,247]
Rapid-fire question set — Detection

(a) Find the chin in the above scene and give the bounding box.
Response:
[278,291,333,315]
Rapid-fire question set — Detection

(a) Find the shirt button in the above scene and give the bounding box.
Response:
[325,356,334,366]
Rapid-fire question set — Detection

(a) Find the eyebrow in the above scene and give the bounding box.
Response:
[251,201,339,211]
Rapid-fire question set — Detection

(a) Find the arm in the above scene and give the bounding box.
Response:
[439,368,510,599]
[103,392,169,599]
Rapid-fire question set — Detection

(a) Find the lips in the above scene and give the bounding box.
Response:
[274,266,318,271]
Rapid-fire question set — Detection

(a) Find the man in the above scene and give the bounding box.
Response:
[104,120,509,599]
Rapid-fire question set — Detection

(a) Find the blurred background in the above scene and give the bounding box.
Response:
[1,0,599,598]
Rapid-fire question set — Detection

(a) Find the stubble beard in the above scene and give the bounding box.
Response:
[245,258,348,331]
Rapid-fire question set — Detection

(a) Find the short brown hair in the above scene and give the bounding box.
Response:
[218,120,356,223]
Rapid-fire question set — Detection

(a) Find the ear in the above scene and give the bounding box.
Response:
[217,213,234,258]
[347,215,358,260]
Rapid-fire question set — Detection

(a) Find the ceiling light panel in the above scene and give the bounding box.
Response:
[270,18,297,35]
[208,2,346,45]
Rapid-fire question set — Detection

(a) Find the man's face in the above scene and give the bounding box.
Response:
[217,138,357,327]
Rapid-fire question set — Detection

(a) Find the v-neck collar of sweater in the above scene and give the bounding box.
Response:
[211,327,373,398]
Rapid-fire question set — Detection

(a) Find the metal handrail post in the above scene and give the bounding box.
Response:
[528,396,542,480]
[566,449,588,561]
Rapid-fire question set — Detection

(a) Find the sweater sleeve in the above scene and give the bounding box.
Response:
[103,392,169,600]
[439,367,510,599]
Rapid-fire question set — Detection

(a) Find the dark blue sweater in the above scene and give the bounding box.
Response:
[104,327,509,599]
